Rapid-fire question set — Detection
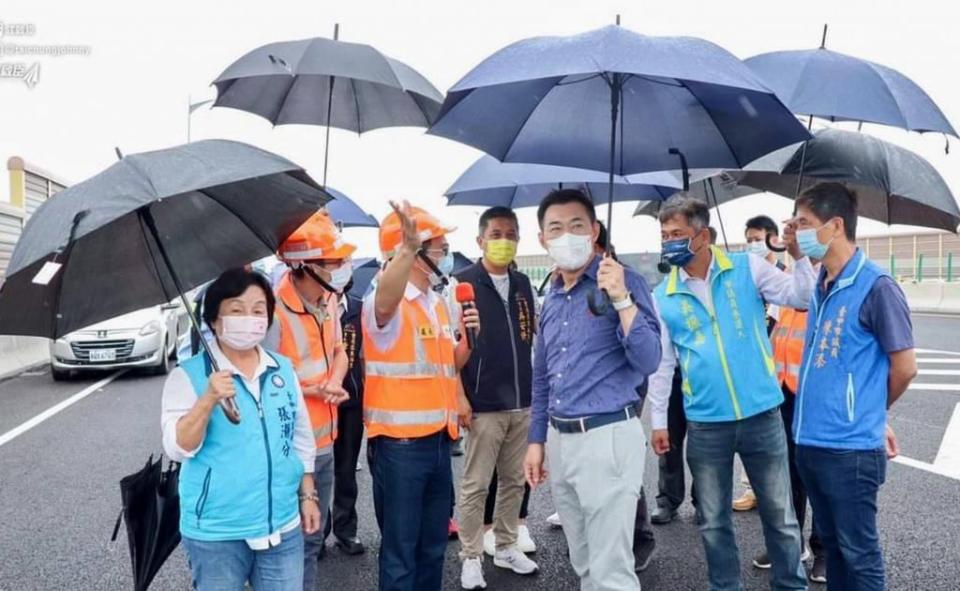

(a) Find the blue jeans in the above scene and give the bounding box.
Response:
[182,528,304,591]
[686,408,806,591]
[796,445,886,591]
[369,431,452,591]
[303,452,335,591]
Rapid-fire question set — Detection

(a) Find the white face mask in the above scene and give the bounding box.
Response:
[219,315,268,351]
[546,233,594,271]
[326,261,353,292]
[747,240,769,258]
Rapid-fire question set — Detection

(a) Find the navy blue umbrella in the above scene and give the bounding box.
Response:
[348,257,380,299]
[445,155,695,208]
[746,28,957,138]
[323,187,378,228]
[429,23,808,312]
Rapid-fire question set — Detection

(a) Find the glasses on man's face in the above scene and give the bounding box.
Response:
[422,245,450,258]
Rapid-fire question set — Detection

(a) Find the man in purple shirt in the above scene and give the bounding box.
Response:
[523,189,661,590]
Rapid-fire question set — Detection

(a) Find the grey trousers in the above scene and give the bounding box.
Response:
[547,417,646,591]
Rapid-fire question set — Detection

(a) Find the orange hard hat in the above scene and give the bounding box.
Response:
[279,211,356,262]
[379,206,455,258]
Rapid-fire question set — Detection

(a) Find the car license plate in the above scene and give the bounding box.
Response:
[89,349,117,362]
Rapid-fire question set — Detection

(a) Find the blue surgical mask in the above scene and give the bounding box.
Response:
[661,237,696,268]
[437,252,455,275]
[797,226,832,259]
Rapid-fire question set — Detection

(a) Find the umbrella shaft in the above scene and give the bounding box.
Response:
[606,74,622,250]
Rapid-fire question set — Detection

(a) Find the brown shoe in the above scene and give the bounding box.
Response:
[732,489,757,511]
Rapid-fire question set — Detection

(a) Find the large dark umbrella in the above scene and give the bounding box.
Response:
[429,22,809,312]
[324,186,378,228]
[445,155,693,208]
[634,129,960,232]
[0,139,329,421]
[746,26,956,138]
[110,456,180,591]
[212,24,444,187]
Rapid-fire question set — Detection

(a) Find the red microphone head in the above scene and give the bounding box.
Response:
[455,282,476,303]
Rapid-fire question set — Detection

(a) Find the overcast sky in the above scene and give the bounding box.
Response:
[2,0,958,259]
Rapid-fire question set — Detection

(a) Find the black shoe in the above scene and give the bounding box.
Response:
[335,536,365,556]
[809,555,827,584]
[650,506,678,525]
[451,437,465,457]
[633,538,656,573]
[752,551,771,569]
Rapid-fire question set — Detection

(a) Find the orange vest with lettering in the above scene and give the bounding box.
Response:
[362,293,459,440]
[274,272,339,449]
[771,307,808,393]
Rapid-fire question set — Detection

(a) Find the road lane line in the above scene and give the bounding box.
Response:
[915,348,960,356]
[0,372,123,449]
[917,358,960,364]
[917,369,960,376]
[892,455,960,481]
[934,403,960,476]
[908,383,960,391]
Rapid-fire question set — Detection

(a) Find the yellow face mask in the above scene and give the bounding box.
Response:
[484,239,518,267]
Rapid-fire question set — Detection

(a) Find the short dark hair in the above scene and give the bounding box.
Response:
[537,188,596,228]
[479,206,518,234]
[745,215,779,237]
[795,182,858,241]
[597,221,609,250]
[202,268,276,330]
[658,195,710,230]
[708,226,718,245]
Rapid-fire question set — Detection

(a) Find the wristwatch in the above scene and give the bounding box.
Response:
[612,293,635,311]
[299,490,320,504]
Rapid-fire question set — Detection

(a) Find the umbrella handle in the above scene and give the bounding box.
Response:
[587,288,611,316]
[766,234,788,254]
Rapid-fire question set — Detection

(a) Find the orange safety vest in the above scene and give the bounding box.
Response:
[770,307,808,393]
[274,272,340,449]
[362,292,459,440]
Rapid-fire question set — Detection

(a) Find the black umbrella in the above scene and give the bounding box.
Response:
[0,139,329,421]
[212,24,444,187]
[634,128,960,233]
[110,456,181,591]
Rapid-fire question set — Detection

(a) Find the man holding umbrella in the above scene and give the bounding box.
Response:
[362,201,480,591]
[265,211,355,591]
[648,195,815,590]
[524,189,661,590]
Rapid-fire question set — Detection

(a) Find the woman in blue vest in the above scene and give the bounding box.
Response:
[160,268,320,590]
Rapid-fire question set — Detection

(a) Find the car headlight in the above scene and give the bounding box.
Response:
[139,321,162,336]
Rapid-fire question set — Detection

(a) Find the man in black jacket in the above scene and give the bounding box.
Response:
[455,207,540,589]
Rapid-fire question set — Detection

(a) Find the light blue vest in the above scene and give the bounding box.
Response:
[654,247,783,423]
[178,351,304,541]
[794,250,889,450]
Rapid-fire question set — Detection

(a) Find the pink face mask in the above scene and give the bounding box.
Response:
[219,316,268,351]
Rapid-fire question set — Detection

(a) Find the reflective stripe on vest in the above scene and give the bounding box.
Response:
[771,307,807,393]
[274,273,339,449]
[362,292,459,440]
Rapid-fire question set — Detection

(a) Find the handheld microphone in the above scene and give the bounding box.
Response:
[454,282,478,349]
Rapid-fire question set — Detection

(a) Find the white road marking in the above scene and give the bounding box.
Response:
[908,383,960,392]
[0,372,123,449]
[934,403,960,477]
[915,348,960,356]
[917,369,960,376]
[892,456,960,481]
[917,358,960,364]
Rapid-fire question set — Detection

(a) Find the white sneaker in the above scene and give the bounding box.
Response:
[801,543,812,562]
[483,529,496,557]
[517,525,537,554]
[493,546,539,575]
[546,512,562,528]
[461,557,487,590]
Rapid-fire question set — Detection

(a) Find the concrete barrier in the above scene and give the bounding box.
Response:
[940,283,960,314]
[903,282,946,314]
[0,336,50,380]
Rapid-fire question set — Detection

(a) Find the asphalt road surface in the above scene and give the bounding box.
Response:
[1,314,958,590]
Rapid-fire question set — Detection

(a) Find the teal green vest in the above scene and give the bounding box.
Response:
[178,351,304,541]
[654,247,783,423]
